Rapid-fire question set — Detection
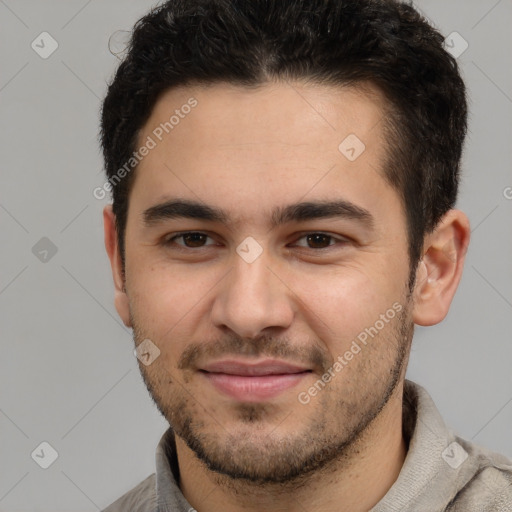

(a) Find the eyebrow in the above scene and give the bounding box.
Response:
[142,198,374,229]
[143,199,229,226]
[271,200,374,228]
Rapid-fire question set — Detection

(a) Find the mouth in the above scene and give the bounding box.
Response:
[199,359,312,402]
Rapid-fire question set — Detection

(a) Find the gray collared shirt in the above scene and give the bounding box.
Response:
[102,380,512,511]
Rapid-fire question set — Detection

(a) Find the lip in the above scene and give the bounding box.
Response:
[199,359,311,402]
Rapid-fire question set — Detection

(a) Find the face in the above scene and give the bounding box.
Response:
[119,81,415,483]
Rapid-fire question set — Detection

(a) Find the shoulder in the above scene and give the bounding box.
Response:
[101,474,157,512]
[447,436,512,511]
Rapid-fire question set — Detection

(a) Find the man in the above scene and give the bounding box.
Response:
[100,0,512,510]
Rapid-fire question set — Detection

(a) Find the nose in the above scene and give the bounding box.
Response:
[210,249,294,339]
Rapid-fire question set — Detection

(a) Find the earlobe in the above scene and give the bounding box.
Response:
[412,210,470,326]
[103,205,132,328]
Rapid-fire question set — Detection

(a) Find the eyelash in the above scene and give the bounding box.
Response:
[162,231,349,251]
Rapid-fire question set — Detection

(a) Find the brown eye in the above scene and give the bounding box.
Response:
[166,232,214,248]
[291,232,350,251]
[305,233,333,249]
[184,233,208,247]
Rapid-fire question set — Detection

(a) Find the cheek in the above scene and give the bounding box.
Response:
[129,259,203,314]
[291,267,400,351]
[127,260,222,350]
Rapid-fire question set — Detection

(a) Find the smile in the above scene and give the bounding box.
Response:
[199,359,312,402]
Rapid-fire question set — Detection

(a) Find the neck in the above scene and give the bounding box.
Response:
[176,383,407,512]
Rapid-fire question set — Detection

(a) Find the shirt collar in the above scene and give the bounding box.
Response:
[370,379,459,511]
[155,426,192,511]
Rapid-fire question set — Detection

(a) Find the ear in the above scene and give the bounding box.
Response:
[412,209,470,326]
[103,205,132,328]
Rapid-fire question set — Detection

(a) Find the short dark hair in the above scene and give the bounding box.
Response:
[100,0,467,288]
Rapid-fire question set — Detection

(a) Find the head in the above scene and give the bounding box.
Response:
[101,0,470,484]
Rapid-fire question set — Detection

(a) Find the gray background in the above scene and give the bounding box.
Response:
[0,0,511,510]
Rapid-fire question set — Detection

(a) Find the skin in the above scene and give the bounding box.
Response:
[104,81,470,512]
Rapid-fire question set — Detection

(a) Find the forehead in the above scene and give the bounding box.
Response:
[138,80,387,155]
[129,80,399,228]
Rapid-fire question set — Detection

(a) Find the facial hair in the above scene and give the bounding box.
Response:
[131,296,413,486]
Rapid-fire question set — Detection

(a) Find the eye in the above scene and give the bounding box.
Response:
[164,231,217,248]
[292,233,347,249]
